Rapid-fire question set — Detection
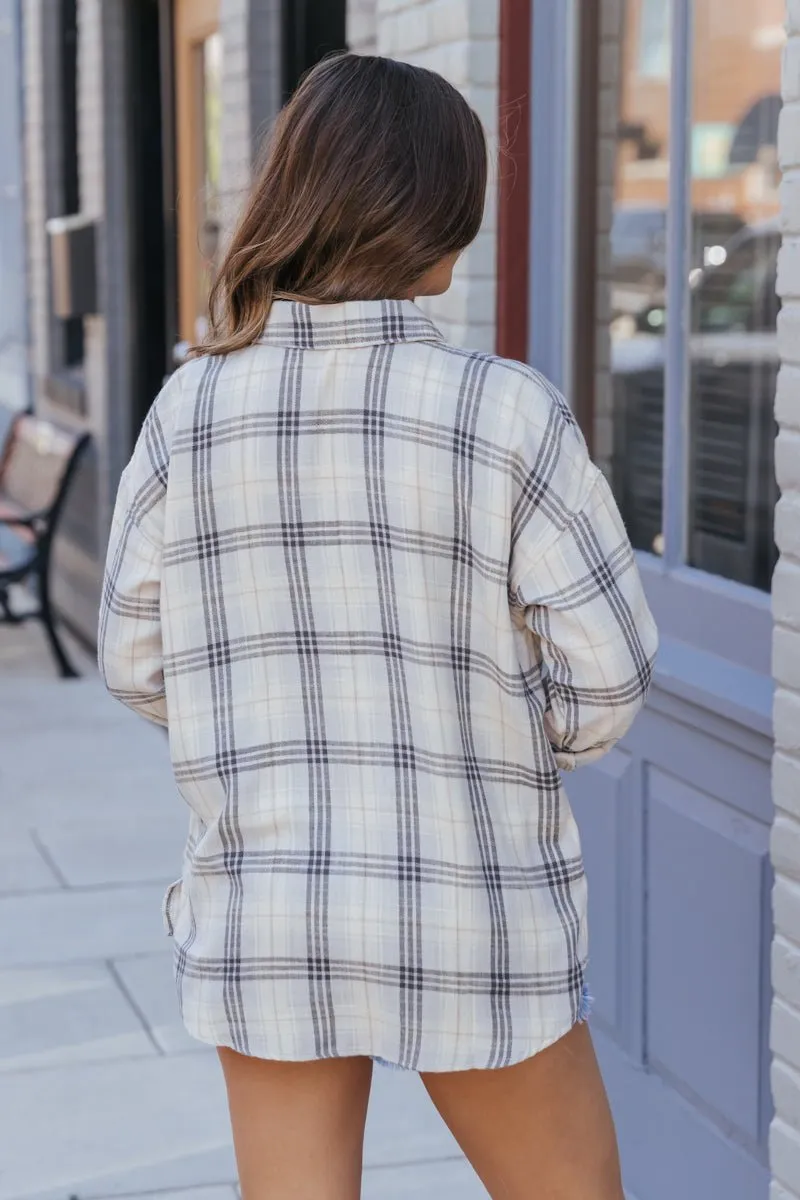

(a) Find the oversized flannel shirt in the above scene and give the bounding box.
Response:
[99,298,657,1071]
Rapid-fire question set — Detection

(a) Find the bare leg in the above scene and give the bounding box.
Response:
[421,1022,624,1200]
[218,1049,373,1200]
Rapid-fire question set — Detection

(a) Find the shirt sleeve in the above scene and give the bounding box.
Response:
[97,370,182,727]
[508,374,658,771]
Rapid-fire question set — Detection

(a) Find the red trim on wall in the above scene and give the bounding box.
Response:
[496,0,532,362]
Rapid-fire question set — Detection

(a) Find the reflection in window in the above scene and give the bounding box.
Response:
[609,0,670,558]
[638,0,671,80]
[687,3,782,591]
[608,0,782,592]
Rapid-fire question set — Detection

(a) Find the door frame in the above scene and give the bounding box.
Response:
[496,0,599,444]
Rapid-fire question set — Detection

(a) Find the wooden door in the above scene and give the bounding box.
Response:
[175,0,222,346]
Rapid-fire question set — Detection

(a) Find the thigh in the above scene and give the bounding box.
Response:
[421,1023,623,1200]
[218,1049,373,1200]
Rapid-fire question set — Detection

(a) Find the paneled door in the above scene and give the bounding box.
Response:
[562,0,779,1195]
[175,0,222,346]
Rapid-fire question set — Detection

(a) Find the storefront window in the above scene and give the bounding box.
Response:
[609,0,782,592]
[610,0,671,559]
[686,2,782,590]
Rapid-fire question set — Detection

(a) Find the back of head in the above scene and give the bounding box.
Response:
[196,53,488,357]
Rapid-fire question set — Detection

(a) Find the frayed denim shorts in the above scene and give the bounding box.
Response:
[373,982,594,1071]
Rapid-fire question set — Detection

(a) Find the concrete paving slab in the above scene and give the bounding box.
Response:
[362,1155,487,1198]
[0,828,62,894]
[112,952,201,1056]
[0,963,156,1073]
[0,883,169,967]
[34,811,186,888]
[363,1067,465,1169]
[119,1190,238,1200]
[0,621,95,683]
[0,612,476,1200]
[0,1050,235,1200]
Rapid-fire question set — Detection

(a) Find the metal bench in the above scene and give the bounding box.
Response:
[0,414,90,677]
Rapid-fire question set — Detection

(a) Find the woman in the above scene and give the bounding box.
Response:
[99,52,657,1200]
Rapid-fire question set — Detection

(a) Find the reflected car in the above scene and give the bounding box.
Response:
[611,219,781,591]
[610,205,746,322]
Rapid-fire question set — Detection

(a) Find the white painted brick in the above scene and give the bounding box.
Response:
[775,626,800,694]
[418,38,496,87]
[775,752,800,822]
[773,811,800,879]
[394,5,430,54]
[777,365,800,428]
[428,0,497,44]
[781,104,800,172]
[348,0,377,51]
[470,83,499,141]
[786,39,800,105]
[774,1059,800,1130]
[428,0,470,45]
[463,323,495,353]
[774,557,800,629]
[357,0,499,350]
[442,274,496,326]
[779,247,800,306]
[783,173,800,236]
[775,688,800,757]
[378,0,416,14]
[775,938,800,1014]
[767,16,796,1200]
[777,429,800,490]
[773,1119,800,1194]
[776,492,800,560]
[459,229,495,278]
[377,10,400,54]
[771,1180,800,1200]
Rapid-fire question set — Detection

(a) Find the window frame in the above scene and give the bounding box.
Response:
[527,0,580,399]
[658,0,774,685]
[524,0,775,703]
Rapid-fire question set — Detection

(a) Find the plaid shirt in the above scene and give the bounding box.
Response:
[99,299,657,1071]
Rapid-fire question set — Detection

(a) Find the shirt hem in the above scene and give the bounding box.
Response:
[178,1010,587,1074]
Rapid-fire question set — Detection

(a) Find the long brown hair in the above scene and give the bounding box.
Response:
[192,53,488,358]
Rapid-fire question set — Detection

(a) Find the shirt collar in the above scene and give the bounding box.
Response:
[259,298,445,350]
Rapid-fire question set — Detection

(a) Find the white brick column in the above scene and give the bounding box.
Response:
[219,0,282,246]
[348,0,378,52]
[349,0,500,351]
[771,3,800,1197]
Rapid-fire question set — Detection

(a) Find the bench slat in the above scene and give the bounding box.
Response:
[0,416,82,516]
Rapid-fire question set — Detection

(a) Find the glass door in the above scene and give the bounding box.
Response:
[175,0,222,348]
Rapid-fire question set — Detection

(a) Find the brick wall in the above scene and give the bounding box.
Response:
[348,0,500,351]
[347,0,378,53]
[772,4,800,1196]
[219,0,282,246]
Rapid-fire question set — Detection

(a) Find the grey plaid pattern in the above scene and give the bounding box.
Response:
[99,299,657,1071]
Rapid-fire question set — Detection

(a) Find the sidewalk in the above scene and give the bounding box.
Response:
[0,617,486,1200]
